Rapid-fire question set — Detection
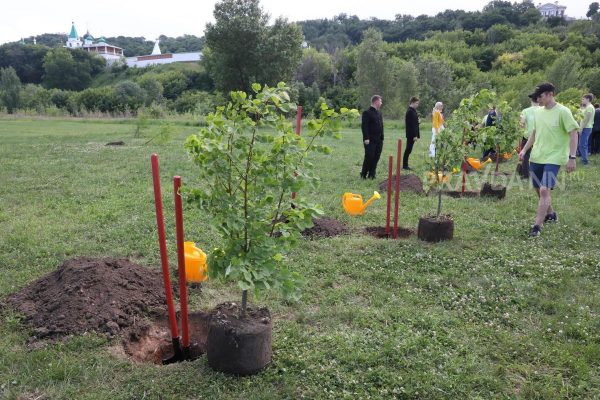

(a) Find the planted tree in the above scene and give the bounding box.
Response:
[185,82,356,374]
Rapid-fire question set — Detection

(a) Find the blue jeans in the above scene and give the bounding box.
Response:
[579,128,592,164]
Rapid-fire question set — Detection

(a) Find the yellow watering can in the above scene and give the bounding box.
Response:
[342,191,381,216]
[466,157,492,171]
[184,242,208,283]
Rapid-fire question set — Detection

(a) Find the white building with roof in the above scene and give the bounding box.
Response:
[64,22,124,64]
[125,39,202,68]
[536,2,567,18]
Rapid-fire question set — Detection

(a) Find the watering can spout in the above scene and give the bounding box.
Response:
[362,191,381,210]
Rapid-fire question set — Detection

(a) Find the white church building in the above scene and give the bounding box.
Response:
[65,22,202,68]
[536,2,567,18]
[65,22,123,64]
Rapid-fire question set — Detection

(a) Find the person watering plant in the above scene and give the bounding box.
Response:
[518,95,540,178]
[430,101,444,157]
[360,95,384,179]
[519,83,579,238]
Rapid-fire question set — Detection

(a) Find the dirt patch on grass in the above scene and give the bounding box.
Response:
[443,190,480,198]
[5,257,171,343]
[302,217,348,238]
[120,312,210,364]
[364,226,413,239]
[378,173,424,194]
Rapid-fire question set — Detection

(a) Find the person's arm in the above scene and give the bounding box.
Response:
[519,130,535,159]
[361,111,369,144]
[566,129,578,173]
[519,112,526,128]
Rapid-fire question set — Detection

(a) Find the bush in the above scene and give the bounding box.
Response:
[113,80,145,113]
[171,90,214,114]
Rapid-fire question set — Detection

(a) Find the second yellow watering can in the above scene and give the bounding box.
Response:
[342,191,381,216]
[184,242,208,283]
[466,157,492,171]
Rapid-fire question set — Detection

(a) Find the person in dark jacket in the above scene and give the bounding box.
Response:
[360,95,384,179]
[591,103,600,155]
[482,106,497,159]
[403,96,420,170]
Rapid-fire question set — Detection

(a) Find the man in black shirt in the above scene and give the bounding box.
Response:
[360,95,384,179]
[591,103,600,154]
[403,96,420,170]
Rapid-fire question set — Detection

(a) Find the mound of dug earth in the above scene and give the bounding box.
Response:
[378,173,424,194]
[302,217,348,238]
[6,257,169,341]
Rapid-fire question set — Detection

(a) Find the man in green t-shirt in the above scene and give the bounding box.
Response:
[518,94,539,178]
[579,93,595,165]
[519,83,579,237]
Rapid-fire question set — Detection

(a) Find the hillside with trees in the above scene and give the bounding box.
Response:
[0,0,599,118]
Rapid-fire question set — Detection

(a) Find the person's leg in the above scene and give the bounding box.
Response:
[578,128,592,164]
[520,138,530,178]
[369,141,383,179]
[361,143,373,179]
[592,131,600,154]
[403,138,414,169]
[534,186,552,227]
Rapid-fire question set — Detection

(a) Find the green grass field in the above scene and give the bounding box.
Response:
[0,116,599,399]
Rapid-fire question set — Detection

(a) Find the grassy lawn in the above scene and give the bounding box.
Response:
[0,116,599,399]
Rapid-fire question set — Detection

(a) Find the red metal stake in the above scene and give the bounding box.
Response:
[295,105,302,135]
[385,156,393,236]
[461,160,467,194]
[151,155,179,341]
[393,140,402,239]
[292,105,302,200]
[173,176,190,356]
[150,154,182,363]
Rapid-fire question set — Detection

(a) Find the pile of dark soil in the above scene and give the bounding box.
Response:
[378,173,424,194]
[302,217,348,238]
[364,226,413,239]
[5,257,170,341]
[480,182,507,199]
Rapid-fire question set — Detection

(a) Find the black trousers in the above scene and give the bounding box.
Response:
[591,130,600,154]
[518,138,531,178]
[403,137,415,168]
[361,140,383,179]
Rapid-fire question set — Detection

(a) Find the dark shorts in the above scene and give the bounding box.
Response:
[529,162,560,189]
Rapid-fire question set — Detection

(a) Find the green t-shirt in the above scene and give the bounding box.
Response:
[520,105,538,139]
[584,104,594,129]
[530,103,579,166]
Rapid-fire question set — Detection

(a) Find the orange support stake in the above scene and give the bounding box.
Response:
[292,105,302,200]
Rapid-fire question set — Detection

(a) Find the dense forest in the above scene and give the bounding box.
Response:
[0,0,599,118]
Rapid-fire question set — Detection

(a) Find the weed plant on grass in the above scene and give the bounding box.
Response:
[0,118,599,399]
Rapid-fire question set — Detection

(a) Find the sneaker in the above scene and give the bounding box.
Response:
[528,225,541,237]
[403,166,412,171]
[544,212,558,223]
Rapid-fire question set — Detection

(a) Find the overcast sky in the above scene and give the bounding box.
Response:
[0,0,590,45]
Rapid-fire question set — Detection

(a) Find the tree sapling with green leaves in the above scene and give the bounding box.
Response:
[185,82,357,317]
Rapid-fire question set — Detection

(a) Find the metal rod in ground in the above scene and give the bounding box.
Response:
[386,155,393,235]
[462,159,467,194]
[393,139,402,239]
[173,176,190,357]
[151,154,183,364]
[292,105,302,200]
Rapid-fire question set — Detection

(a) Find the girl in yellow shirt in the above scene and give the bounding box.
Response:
[430,102,444,157]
